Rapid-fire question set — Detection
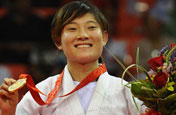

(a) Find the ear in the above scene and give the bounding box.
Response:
[55,39,63,50]
[102,31,108,46]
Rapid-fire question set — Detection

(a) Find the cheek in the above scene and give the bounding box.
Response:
[93,33,105,47]
[95,30,104,41]
[94,40,104,55]
[61,32,72,45]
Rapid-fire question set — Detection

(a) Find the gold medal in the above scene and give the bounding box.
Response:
[8,78,26,93]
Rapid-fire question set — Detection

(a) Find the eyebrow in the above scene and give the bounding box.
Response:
[67,20,98,25]
[86,21,98,25]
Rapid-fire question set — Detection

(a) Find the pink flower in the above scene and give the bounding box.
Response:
[148,69,155,76]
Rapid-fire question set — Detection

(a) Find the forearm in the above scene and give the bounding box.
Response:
[1,103,17,115]
[1,109,16,115]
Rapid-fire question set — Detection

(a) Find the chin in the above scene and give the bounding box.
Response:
[77,57,99,65]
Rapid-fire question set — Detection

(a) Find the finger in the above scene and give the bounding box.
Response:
[0,83,9,91]
[0,89,12,99]
[0,78,17,93]
[3,78,16,86]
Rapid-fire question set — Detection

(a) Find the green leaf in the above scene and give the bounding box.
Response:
[130,81,155,98]
[157,93,176,113]
[153,86,168,98]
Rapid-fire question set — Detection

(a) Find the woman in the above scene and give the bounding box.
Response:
[0,1,142,115]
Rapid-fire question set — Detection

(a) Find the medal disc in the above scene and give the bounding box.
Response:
[8,79,26,93]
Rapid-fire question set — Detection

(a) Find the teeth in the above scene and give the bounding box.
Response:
[77,44,91,48]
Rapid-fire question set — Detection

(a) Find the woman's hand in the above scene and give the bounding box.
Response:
[0,78,19,115]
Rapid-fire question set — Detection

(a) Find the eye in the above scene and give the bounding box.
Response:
[67,28,77,31]
[88,26,97,30]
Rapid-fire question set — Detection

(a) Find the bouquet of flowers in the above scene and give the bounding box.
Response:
[123,44,176,115]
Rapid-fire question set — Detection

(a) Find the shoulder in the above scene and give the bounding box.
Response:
[99,72,128,89]
[101,72,128,83]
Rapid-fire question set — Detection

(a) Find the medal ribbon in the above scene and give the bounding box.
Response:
[19,64,107,105]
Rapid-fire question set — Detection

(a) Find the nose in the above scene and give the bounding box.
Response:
[77,29,89,40]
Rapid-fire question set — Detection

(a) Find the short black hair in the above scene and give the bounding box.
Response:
[51,0,109,44]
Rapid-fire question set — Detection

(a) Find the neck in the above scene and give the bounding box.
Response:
[67,61,99,82]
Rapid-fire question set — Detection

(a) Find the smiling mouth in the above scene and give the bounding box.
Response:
[75,44,93,48]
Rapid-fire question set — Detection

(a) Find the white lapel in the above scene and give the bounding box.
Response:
[86,72,109,115]
[60,65,85,115]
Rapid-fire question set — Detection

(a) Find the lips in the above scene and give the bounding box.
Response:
[74,43,93,48]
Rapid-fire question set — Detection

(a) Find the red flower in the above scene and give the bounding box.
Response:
[141,108,161,115]
[171,43,176,48]
[148,55,163,71]
[153,72,168,89]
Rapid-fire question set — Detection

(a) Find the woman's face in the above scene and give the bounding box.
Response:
[58,13,108,64]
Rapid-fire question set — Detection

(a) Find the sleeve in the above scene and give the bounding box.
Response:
[15,92,41,115]
[15,74,59,115]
